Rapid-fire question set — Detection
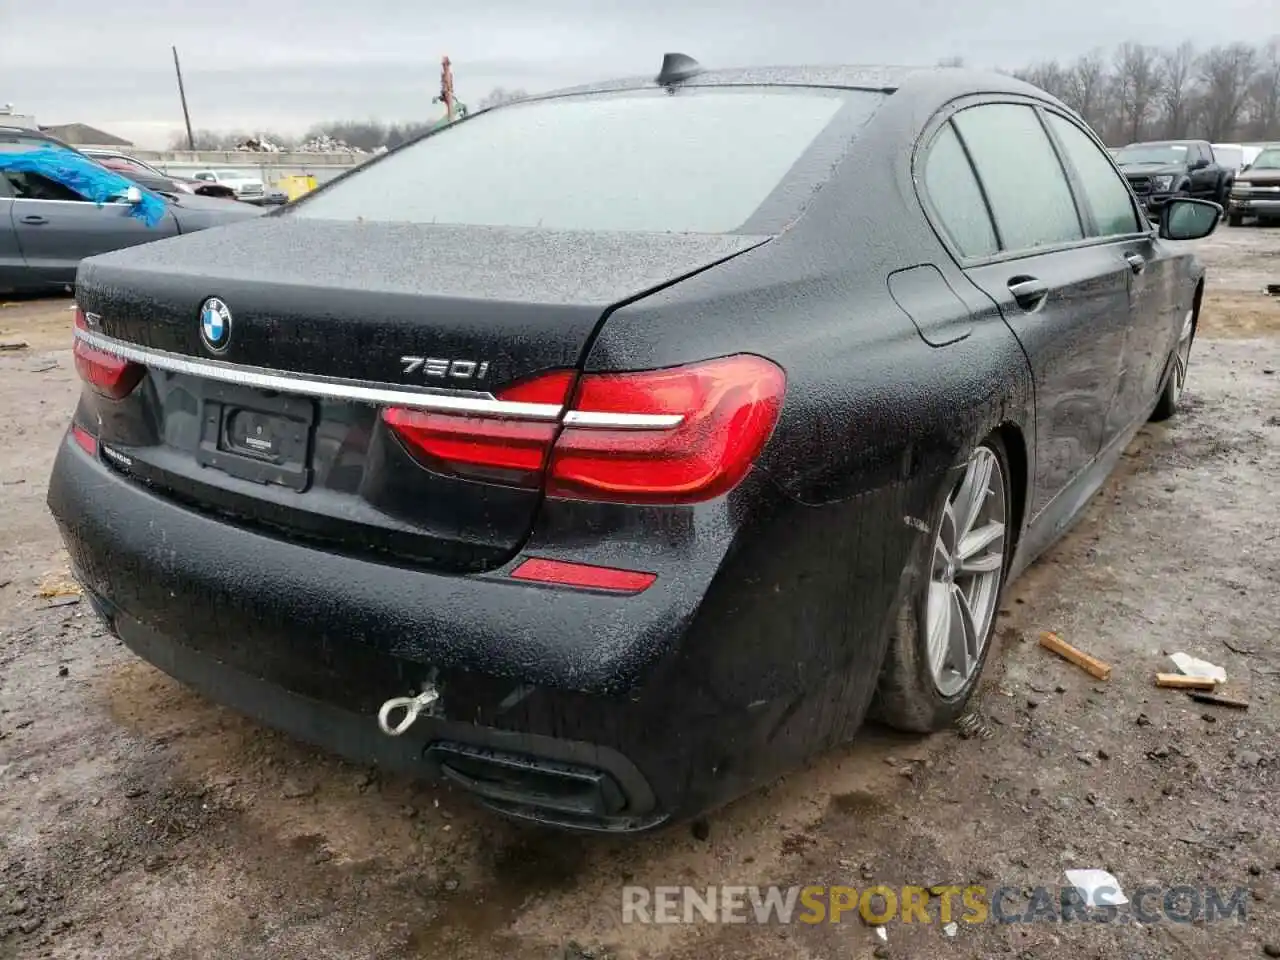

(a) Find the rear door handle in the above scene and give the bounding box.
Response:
[20,215,48,225]
[1007,276,1048,311]
[1125,252,1146,274]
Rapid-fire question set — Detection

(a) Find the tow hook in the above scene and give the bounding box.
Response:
[377,684,440,736]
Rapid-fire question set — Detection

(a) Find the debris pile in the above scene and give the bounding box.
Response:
[295,134,367,155]
[235,135,283,153]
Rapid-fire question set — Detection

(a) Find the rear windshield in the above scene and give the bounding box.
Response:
[291,87,883,234]
[1114,144,1188,164]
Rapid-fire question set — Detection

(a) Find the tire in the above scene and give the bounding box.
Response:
[1228,212,1244,227]
[1151,306,1195,421]
[872,433,1014,733]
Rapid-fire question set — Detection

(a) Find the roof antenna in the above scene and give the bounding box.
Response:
[656,53,703,87]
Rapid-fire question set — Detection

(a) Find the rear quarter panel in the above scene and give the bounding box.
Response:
[574,81,1035,770]
[587,78,1035,509]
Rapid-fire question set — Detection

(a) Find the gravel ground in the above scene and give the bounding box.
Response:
[1,227,1278,960]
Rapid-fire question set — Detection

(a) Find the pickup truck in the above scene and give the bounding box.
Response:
[1112,139,1233,219]
[190,168,267,202]
[1227,144,1280,226]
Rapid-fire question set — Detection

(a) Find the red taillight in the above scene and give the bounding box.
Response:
[510,558,656,594]
[380,369,576,487]
[549,355,785,503]
[381,410,558,487]
[381,354,785,502]
[73,308,144,400]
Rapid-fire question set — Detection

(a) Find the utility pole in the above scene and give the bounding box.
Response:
[172,46,195,151]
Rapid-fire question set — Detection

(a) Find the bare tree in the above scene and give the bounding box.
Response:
[1244,38,1280,139]
[475,87,529,111]
[1196,43,1260,141]
[1156,42,1197,139]
[173,38,1280,155]
[1011,39,1280,144]
[1113,43,1160,142]
[1062,52,1111,131]
[303,121,391,151]
[167,129,266,150]
[1014,60,1069,100]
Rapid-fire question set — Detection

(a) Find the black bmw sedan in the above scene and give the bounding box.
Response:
[48,55,1219,832]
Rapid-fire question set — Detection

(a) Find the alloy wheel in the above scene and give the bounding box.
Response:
[926,446,1007,697]
[1171,309,1194,404]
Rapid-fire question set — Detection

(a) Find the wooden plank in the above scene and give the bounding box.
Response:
[1155,673,1218,690]
[1038,631,1113,681]
[1188,690,1249,710]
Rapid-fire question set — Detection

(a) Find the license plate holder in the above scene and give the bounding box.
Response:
[196,382,316,492]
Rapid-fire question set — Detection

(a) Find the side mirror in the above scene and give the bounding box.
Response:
[1240,163,1251,173]
[1159,198,1221,241]
[124,185,143,205]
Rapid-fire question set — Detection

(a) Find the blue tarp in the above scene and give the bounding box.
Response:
[0,145,168,227]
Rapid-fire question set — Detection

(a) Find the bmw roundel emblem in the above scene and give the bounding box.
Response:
[199,297,232,353]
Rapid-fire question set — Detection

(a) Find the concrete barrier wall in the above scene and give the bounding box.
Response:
[129,150,372,187]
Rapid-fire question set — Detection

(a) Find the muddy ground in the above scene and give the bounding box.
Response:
[1,227,1279,960]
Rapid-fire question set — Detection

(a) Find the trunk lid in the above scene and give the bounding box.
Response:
[74,217,767,570]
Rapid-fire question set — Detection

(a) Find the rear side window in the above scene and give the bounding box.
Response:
[2,170,86,202]
[293,89,878,234]
[923,123,998,257]
[1044,113,1140,237]
[953,104,1083,252]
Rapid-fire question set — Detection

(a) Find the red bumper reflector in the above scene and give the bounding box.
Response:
[71,424,98,456]
[510,557,656,594]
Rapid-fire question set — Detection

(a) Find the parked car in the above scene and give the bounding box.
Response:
[256,188,290,206]
[48,56,1220,832]
[0,129,264,294]
[1227,143,1280,226]
[190,168,267,202]
[81,149,239,200]
[1113,139,1233,217]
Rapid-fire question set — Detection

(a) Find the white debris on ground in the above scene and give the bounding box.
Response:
[1169,652,1227,683]
[1063,869,1128,908]
[234,134,369,155]
[294,134,368,155]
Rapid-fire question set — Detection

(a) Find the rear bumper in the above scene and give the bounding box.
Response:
[98,598,664,830]
[49,434,930,828]
[1230,197,1280,216]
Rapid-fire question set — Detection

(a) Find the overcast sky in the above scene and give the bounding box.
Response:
[2,1,1275,148]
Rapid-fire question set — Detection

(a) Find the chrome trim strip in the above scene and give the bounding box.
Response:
[73,328,564,420]
[562,411,684,429]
